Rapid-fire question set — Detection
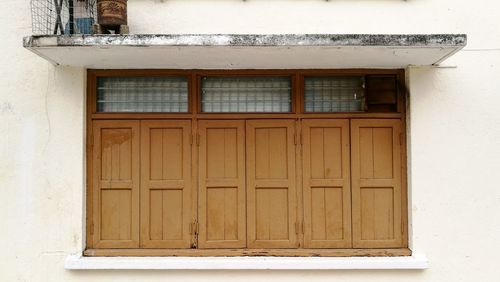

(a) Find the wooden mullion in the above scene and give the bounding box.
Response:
[191,72,200,249]
[85,70,96,249]
[296,72,304,114]
[295,119,304,248]
[396,69,409,248]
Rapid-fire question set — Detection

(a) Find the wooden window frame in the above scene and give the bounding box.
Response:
[85,69,409,257]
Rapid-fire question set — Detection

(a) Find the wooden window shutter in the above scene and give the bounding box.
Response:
[140,120,193,248]
[92,120,140,248]
[351,119,404,248]
[246,120,298,248]
[365,76,398,113]
[197,120,247,248]
[302,119,352,248]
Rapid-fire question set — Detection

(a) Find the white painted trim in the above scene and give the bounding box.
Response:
[65,253,428,270]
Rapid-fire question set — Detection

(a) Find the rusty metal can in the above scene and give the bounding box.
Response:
[97,0,128,27]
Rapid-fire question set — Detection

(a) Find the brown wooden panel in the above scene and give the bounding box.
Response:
[100,189,132,240]
[255,188,289,240]
[302,119,351,248]
[149,190,163,240]
[366,76,398,112]
[360,188,394,240]
[310,188,343,240]
[92,120,140,248]
[198,120,246,248]
[140,120,192,248]
[162,190,184,240]
[206,188,239,241]
[373,128,394,179]
[351,119,403,248]
[247,120,297,248]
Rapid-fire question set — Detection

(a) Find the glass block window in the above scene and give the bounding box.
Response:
[304,76,365,112]
[201,76,292,112]
[97,77,189,112]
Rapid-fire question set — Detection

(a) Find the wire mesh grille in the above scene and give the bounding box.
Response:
[304,76,365,112]
[201,77,292,113]
[31,0,96,35]
[97,77,189,113]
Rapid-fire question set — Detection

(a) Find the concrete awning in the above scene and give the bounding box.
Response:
[23,34,466,69]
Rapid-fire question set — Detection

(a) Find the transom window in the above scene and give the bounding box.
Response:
[304,76,365,112]
[97,76,189,113]
[201,76,292,113]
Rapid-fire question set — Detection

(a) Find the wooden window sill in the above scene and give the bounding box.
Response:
[83,248,412,257]
[65,251,428,270]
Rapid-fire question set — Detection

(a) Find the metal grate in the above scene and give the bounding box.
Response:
[304,76,365,112]
[31,0,96,35]
[97,77,189,113]
[201,77,292,113]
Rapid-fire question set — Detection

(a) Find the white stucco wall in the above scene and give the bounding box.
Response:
[1,0,500,281]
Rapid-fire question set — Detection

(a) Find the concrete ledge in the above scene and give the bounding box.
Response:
[24,34,466,48]
[65,253,429,270]
[22,34,466,68]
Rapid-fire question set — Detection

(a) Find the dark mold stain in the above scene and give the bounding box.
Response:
[24,34,467,48]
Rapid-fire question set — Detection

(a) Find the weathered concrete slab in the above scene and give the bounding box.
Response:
[24,34,466,48]
[23,34,466,69]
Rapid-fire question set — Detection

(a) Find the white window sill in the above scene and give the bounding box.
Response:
[65,253,428,270]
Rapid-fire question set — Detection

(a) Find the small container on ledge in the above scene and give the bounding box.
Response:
[94,0,129,34]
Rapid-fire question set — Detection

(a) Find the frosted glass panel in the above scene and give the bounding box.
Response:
[305,76,365,112]
[201,77,292,112]
[97,77,189,112]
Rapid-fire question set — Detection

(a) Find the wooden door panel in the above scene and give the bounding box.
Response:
[351,119,403,248]
[198,120,246,248]
[140,120,192,248]
[247,120,297,248]
[149,190,184,240]
[100,190,132,240]
[310,187,343,240]
[92,120,140,248]
[255,188,290,240]
[302,119,352,248]
[360,188,395,240]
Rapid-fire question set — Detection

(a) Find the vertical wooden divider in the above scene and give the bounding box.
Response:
[191,73,199,248]
[295,119,304,248]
